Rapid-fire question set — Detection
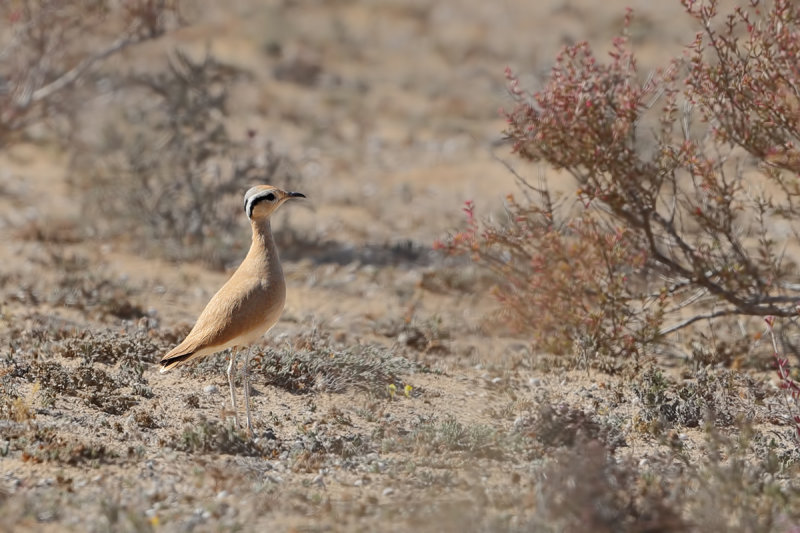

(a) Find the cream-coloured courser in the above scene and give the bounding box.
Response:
[160,185,305,434]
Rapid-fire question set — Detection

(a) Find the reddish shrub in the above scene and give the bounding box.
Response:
[441,1,800,358]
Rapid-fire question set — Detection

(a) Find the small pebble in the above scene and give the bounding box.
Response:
[382,487,394,496]
[203,385,218,394]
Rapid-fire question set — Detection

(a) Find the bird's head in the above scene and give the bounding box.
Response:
[243,185,306,221]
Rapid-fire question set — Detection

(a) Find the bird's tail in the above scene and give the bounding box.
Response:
[159,351,194,373]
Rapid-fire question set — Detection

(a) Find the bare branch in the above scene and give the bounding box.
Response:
[660,308,741,336]
[25,33,139,107]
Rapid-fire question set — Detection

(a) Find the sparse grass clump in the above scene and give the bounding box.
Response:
[11,324,165,415]
[54,327,165,367]
[523,420,800,532]
[514,403,625,451]
[53,327,161,398]
[375,315,451,354]
[0,394,35,424]
[26,359,142,415]
[528,440,687,532]
[255,343,416,395]
[684,425,800,531]
[8,250,146,320]
[383,415,506,460]
[27,361,75,395]
[632,366,764,434]
[325,434,371,460]
[8,425,117,466]
[418,416,500,457]
[176,418,266,457]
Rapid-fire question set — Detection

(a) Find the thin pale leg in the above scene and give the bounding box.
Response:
[227,349,239,427]
[244,345,253,436]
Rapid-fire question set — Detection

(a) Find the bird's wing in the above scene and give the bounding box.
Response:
[159,274,285,370]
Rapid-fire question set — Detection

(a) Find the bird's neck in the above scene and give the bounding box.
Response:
[248,219,282,277]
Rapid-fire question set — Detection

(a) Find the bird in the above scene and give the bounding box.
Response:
[159,184,305,435]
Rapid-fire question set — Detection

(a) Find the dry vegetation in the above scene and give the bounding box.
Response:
[2,0,800,532]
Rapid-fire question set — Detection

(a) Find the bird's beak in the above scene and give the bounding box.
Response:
[286,191,306,199]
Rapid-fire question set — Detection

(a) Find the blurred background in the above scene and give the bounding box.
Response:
[0,0,705,334]
[2,0,697,257]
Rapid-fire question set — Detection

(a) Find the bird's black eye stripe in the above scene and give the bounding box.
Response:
[245,191,278,218]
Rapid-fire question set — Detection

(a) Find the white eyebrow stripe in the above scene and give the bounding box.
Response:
[245,190,277,218]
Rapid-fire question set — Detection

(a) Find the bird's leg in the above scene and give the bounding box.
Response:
[227,349,239,428]
[244,345,254,437]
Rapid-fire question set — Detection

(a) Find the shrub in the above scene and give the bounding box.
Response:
[439,198,665,359]
[70,50,303,269]
[0,0,178,146]
[439,0,800,359]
